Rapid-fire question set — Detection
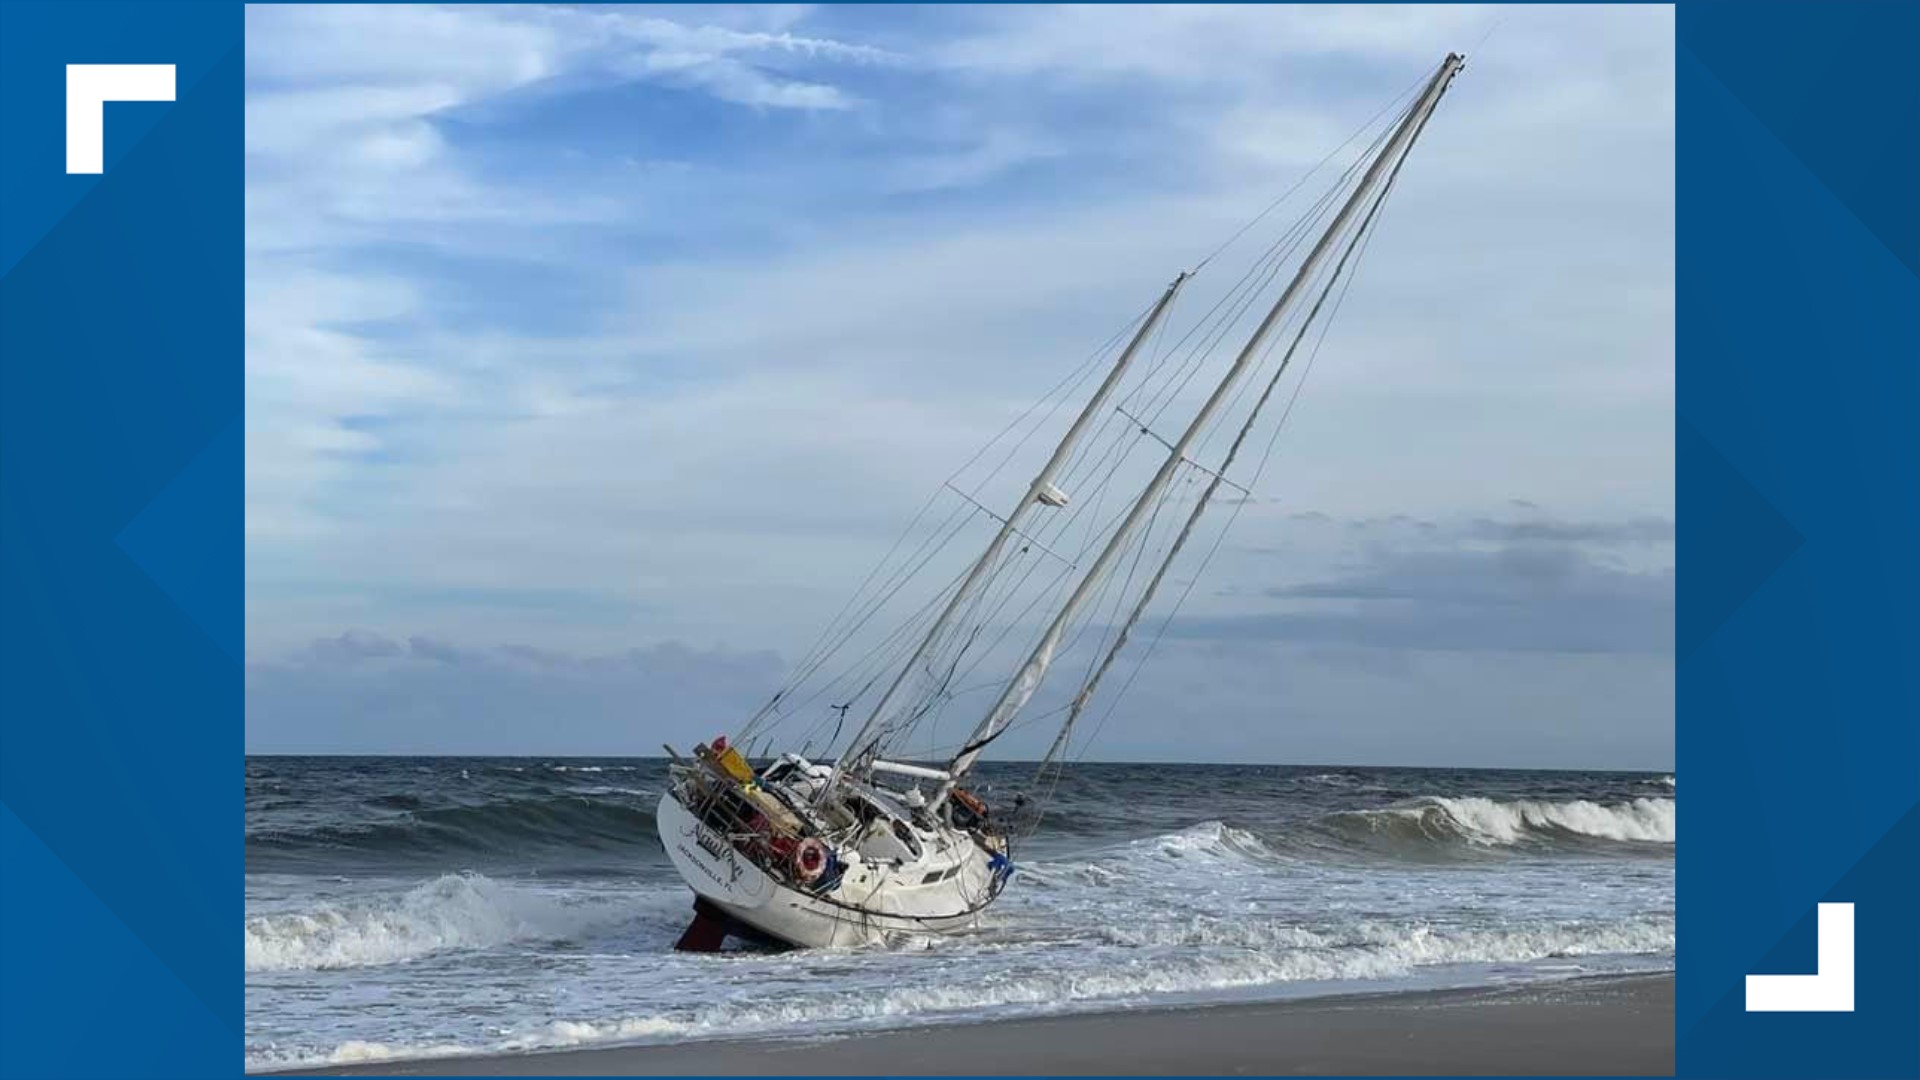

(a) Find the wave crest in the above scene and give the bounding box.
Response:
[1330,796,1674,848]
[244,873,628,972]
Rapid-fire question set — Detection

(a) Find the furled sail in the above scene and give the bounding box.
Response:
[1038,82,1443,774]
[941,54,1467,795]
[818,270,1191,796]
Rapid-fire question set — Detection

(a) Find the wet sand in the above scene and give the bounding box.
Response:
[289,973,1672,1076]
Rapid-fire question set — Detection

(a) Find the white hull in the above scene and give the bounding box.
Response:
[658,792,1001,949]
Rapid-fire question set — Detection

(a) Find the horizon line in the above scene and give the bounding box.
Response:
[243,751,1674,775]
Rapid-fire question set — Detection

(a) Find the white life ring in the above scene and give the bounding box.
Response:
[793,838,829,883]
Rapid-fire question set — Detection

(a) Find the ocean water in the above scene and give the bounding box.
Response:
[244,757,1675,1071]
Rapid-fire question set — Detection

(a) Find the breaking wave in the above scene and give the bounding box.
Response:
[1021,821,1289,889]
[256,911,1672,1068]
[1327,796,1674,849]
[246,761,1675,1072]
[244,873,632,972]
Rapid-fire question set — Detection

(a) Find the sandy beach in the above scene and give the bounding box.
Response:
[287,973,1672,1077]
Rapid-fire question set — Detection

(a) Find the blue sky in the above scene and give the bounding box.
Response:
[245,4,1674,767]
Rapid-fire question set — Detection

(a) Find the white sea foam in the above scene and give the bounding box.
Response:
[326,1040,473,1065]
[1143,820,1282,861]
[1436,795,1673,843]
[1022,821,1288,889]
[244,873,627,972]
[265,912,1672,1069]
[247,774,1674,1073]
[1354,796,1675,845]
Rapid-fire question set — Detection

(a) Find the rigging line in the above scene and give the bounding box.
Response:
[768,314,1124,707]
[774,487,978,698]
[914,700,1075,763]
[832,273,1198,773]
[1045,286,1185,493]
[1071,225,1378,767]
[791,77,1428,764]
[897,617,987,735]
[1064,92,1424,779]
[1051,73,1445,780]
[1123,187,1325,425]
[801,476,993,663]
[1248,80,1437,495]
[770,297,1157,735]
[1189,217,1367,458]
[848,541,1067,753]
[1114,138,1370,428]
[1054,300,1241,517]
[975,472,1158,698]
[953,285,1166,504]
[1070,276,1205,474]
[775,368,1128,737]
[1136,141,1369,432]
[1196,125,1401,439]
[947,292,1246,754]
[955,402,1166,630]
[906,481,1089,698]
[1174,128,1413,491]
[1188,65,1428,274]
[800,584,956,727]
[748,487,949,733]
[1113,406,1257,497]
[1073,460,1195,669]
[1075,468,1182,687]
[1045,490,1185,780]
[1124,210,1324,450]
[776,510,985,728]
[932,471,1126,699]
[911,447,1132,705]
[936,554,1080,706]
[1078,243,1385,776]
[1468,17,1504,57]
[819,553,977,700]
[1015,281,1182,495]
[1044,290,1190,491]
[1061,192,1332,509]
[1190,224,1359,467]
[745,75,1415,744]
[771,494,977,701]
[940,483,1076,567]
[935,499,1096,685]
[1130,102,1399,418]
[926,553,1083,729]
[941,301,1151,491]
[965,341,1112,504]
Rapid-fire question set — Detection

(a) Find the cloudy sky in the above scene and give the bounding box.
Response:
[244,4,1674,768]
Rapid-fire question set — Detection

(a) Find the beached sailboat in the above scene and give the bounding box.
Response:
[658,53,1465,951]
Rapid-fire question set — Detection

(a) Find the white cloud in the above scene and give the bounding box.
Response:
[934,4,1493,80]
[246,5,1672,764]
[244,2,891,554]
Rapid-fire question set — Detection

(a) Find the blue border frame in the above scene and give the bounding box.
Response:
[1,3,1916,1077]
[1,3,241,1075]
[1675,2,1918,1075]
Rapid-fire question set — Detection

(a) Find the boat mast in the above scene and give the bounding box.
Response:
[823,270,1191,790]
[940,53,1465,797]
[1039,80,1444,772]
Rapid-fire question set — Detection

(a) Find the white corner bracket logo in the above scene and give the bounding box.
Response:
[1746,902,1855,1012]
[66,64,176,174]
